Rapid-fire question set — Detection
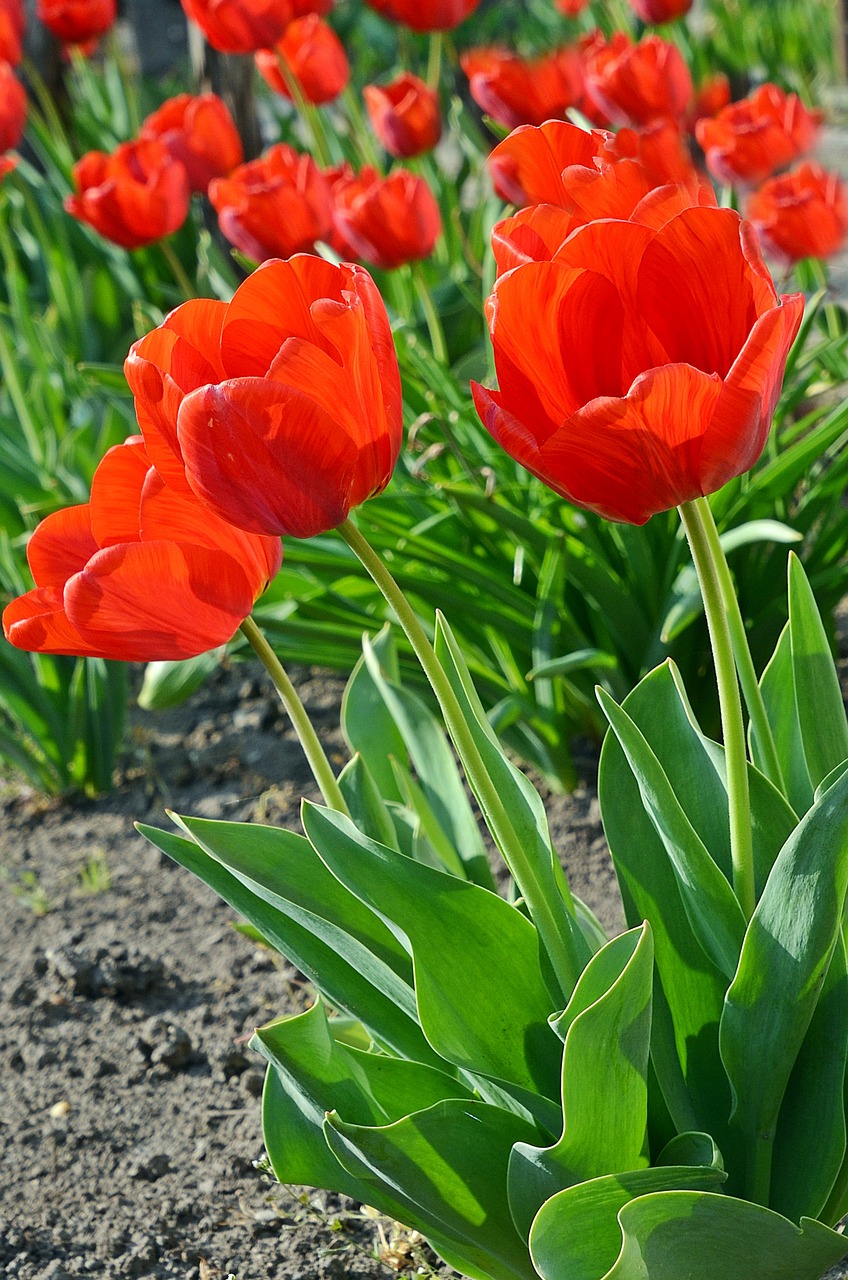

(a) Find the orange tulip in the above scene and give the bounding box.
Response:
[0,0,25,66]
[556,0,588,14]
[473,205,804,525]
[3,438,282,662]
[0,59,25,152]
[696,84,822,188]
[364,0,479,32]
[124,256,403,539]
[747,163,848,265]
[584,31,692,127]
[364,72,441,158]
[180,0,290,53]
[140,93,244,194]
[687,72,731,128]
[64,138,191,250]
[461,45,583,131]
[37,0,115,43]
[628,0,692,22]
[330,165,442,269]
[208,143,333,263]
[255,15,350,106]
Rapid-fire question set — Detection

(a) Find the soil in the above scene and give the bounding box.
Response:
[0,660,621,1280]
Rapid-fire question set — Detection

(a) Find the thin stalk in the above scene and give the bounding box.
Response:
[337,515,583,997]
[679,500,755,919]
[341,85,383,173]
[158,238,196,300]
[409,261,448,364]
[274,51,333,168]
[695,497,785,795]
[426,31,444,92]
[240,615,349,816]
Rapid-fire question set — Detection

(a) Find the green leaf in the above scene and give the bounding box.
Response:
[341,626,407,802]
[300,802,563,1105]
[337,752,399,849]
[137,648,224,711]
[508,926,653,1238]
[720,769,848,1205]
[751,622,812,816]
[788,553,848,791]
[325,1099,541,1280]
[526,649,619,682]
[655,1132,723,1170]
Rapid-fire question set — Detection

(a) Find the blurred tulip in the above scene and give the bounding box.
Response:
[140,93,243,194]
[208,143,333,262]
[0,59,25,152]
[0,153,16,179]
[3,438,282,661]
[64,138,190,250]
[687,72,731,127]
[364,0,479,33]
[747,163,848,265]
[331,165,442,269]
[364,72,441,158]
[255,15,349,106]
[124,256,403,539]
[0,0,25,66]
[696,83,822,187]
[180,0,290,53]
[628,0,692,21]
[461,45,583,130]
[474,205,803,525]
[556,0,588,14]
[37,0,115,43]
[584,31,692,127]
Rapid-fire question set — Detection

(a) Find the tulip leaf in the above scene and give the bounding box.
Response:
[508,926,653,1238]
[300,801,563,1104]
[751,621,812,816]
[337,752,399,850]
[655,1132,723,1170]
[324,1100,542,1280]
[136,822,441,1068]
[341,626,406,802]
[788,552,848,791]
[720,768,848,1206]
[137,647,224,710]
[254,997,472,1201]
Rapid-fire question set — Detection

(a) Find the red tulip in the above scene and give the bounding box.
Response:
[0,0,25,66]
[64,138,190,250]
[556,0,589,15]
[3,438,282,662]
[363,72,441,159]
[584,31,692,127]
[364,0,479,33]
[628,0,692,22]
[461,45,583,131]
[687,72,731,129]
[255,15,350,106]
[487,119,605,207]
[180,0,290,53]
[140,93,244,194]
[330,165,442,269]
[473,205,804,525]
[746,163,848,265]
[208,143,333,263]
[123,256,403,539]
[0,60,25,152]
[37,0,115,43]
[696,84,822,188]
[0,153,16,179]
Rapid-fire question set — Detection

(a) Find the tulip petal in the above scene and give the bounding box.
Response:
[88,438,150,547]
[492,205,577,274]
[220,255,341,376]
[3,586,105,658]
[26,505,97,589]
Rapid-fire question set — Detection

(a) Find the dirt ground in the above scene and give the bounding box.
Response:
[0,660,622,1280]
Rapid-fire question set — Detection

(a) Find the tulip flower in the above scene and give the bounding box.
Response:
[255,15,350,107]
[556,0,588,14]
[628,0,692,22]
[0,59,25,153]
[473,205,804,525]
[64,139,190,251]
[0,0,25,66]
[696,84,822,188]
[123,256,403,540]
[364,73,441,159]
[330,165,442,270]
[140,93,244,195]
[208,143,333,263]
[584,31,693,127]
[461,45,584,131]
[747,163,848,265]
[687,71,731,129]
[3,438,282,662]
[37,0,115,44]
[179,0,290,53]
[364,0,479,33]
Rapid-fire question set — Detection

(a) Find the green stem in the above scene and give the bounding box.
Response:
[426,31,444,92]
[274,50,333,168]
[342,85,383,173]
[409,261,448,364]
[158,238,196,300]
[239,616,350,817]
[679,499,755,919]
[337,515,583,997]
[696,498,785,795]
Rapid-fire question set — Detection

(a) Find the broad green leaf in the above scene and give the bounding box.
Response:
[301,802,562,1103]
[655,1132,723,1170]
[337,753,399,849]
[788,553,848,791]
[325,1099,541,1280]
[341,627,407,802]
[137,648,224,711]
[752,622,813,816]
[720,770,848,1204]
[255,998,471,1201]
[509,927,653,1238]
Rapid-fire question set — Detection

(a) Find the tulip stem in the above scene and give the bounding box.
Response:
[239,615,350,817]
[426,32,444,92]
[409,262,449,365]
[342,86,383,173]
[158,238,196,301]
[337,515,584,999]
[679,499,755,919]
[274,51,334,168]
[695,497,785,796]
